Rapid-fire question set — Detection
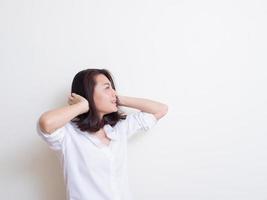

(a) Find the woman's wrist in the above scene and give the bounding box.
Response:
[76,101,89,115]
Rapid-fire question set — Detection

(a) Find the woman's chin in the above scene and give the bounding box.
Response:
[107,107,118,113]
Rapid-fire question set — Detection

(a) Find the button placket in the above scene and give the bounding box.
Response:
[109,151,121,200]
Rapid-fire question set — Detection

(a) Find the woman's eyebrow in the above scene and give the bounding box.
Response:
[103,83,111,86]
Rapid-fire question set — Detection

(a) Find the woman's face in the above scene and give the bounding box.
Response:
[93,74,118,118]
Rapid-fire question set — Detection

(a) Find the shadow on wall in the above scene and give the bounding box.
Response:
[32,146,66,200]
[2,143,66,200]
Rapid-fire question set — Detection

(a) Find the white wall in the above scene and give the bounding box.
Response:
[1,0,266,199]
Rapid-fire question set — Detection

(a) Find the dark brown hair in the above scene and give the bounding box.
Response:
[70,68,126,133]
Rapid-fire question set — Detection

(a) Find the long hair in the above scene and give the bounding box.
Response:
[70,68,126,133]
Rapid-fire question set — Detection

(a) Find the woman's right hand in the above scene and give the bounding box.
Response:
[68,93,89,114]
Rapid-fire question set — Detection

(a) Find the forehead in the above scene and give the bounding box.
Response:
[95,74,111,85]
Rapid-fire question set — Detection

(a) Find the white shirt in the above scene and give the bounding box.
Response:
[36,111,158,200]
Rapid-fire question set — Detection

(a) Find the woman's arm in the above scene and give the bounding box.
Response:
[117,95,168,120]
[38,93,89,134]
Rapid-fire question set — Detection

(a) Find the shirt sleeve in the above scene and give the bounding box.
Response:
[118,111,158,139]
[36,120,68,151]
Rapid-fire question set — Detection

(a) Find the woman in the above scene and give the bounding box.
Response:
[36,68,168,200]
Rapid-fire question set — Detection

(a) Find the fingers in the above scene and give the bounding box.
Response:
[68,93,75,105]
[69,93,77,99]
[68,93,85,105]
[68,96,74,102]
[67,99,71,105]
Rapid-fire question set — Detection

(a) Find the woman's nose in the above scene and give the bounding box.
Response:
[113,91,117,97]
[112,88,117,96]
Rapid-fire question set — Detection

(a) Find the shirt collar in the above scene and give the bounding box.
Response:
[80,124,118,148]
[103,124,118,140]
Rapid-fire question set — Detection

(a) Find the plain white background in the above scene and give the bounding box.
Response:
[1,0,266,199]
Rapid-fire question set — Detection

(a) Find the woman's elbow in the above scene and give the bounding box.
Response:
[38,115,53,134]
[154,104,168,120]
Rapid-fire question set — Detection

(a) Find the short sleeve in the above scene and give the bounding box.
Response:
[36,120,68,151]
[117,111,158,139]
